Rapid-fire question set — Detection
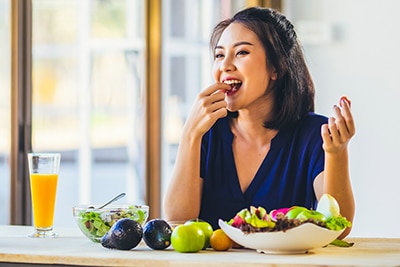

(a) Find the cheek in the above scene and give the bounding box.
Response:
[251,74,271,94]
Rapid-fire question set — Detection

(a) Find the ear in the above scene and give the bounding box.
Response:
[270,68,278,80]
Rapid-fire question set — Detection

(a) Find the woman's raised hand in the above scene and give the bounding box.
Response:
[183,82,231,137]
[321,96,356,153]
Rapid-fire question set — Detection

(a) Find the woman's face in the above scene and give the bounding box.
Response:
[213,22,276,112]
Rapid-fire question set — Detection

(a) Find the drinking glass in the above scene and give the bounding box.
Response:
[27,153,61,238]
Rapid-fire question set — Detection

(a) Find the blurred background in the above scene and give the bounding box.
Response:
[1,0,399,238]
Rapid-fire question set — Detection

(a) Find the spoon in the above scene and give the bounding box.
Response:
[89,192,126,210]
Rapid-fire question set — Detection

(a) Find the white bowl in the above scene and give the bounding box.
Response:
[219,219,344,254]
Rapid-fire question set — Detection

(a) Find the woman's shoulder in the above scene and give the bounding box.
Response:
[278,112,327,142]
[290,112,327,140]
[271,112,327,152]
[300,112,328,127]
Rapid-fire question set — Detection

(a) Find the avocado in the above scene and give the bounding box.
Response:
[143,219,172,250]
[101,218,143,250]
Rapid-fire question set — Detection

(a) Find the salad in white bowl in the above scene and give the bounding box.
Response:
[219,194,352,254]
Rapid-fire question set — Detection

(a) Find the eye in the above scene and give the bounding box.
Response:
[214,53,224,60]
[236,50,249,56]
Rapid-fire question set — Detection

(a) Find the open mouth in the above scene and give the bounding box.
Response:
[223,79,242,94]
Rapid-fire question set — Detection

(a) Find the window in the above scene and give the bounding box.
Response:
[31,0,146,227]
[160,0,250,208]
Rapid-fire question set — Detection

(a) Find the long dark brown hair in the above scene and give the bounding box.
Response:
[210,7,315,130]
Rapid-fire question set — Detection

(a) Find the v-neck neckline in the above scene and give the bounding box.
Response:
[224,119,286,199]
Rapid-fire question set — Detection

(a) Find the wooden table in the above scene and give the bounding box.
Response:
[0,225,399,267]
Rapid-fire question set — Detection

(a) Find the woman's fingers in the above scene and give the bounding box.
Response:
[332,105,350,141]
[186,83,230,135]
[322,97,356,153]
[339,97,356,136]
[198,84,229,113]
[321,124,332,149]
[200,82,231,97]
[334,98,356,138]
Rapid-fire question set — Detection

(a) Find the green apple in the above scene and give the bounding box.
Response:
[316,193,340,219]
[285,206,308,219]
[184,219,213,249]
[171,224,205,253]
[296,209,326,223]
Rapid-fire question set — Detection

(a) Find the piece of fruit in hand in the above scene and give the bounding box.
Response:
[340,96,351,108]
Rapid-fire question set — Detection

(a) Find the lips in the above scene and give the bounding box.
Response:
[223,79,242,95]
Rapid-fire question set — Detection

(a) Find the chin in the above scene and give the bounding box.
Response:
[226,102,238,112]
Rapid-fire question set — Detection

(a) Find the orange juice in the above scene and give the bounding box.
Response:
[30,173,58,229]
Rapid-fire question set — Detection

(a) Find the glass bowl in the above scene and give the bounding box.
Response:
[73,204,149,242]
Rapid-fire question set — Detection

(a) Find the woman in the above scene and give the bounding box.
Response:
[163,6,355,238]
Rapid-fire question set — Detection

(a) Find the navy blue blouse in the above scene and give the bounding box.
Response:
[199,112,328,229]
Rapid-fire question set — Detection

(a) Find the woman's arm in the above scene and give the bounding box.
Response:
[314,97,356,238]
[163,83,230,221]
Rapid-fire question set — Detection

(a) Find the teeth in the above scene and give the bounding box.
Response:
[223,79,242,85]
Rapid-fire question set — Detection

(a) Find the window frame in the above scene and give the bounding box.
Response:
[10,0,33,225]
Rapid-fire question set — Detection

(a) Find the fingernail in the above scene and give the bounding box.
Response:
[340,96,351,107]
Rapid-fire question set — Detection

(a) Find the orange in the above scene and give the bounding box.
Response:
[209,229,232,251]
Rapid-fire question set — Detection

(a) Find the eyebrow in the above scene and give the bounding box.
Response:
[215,41,254,50]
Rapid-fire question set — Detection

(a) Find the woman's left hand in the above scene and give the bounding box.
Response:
[321,96,356,153]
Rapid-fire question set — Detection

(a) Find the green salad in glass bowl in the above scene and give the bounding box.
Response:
[73,204,149,242]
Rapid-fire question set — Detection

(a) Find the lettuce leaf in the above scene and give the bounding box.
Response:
[325,216,352,231]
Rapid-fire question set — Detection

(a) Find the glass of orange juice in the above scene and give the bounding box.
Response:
[27,153,61,238]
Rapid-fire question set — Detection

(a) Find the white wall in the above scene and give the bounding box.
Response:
[285,0,400,237]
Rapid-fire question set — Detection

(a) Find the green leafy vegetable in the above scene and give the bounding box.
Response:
[330,239,354,247]
[77,205,148,242]
[325,216,352,231]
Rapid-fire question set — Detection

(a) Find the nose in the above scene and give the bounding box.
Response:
[220,55,236,72]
